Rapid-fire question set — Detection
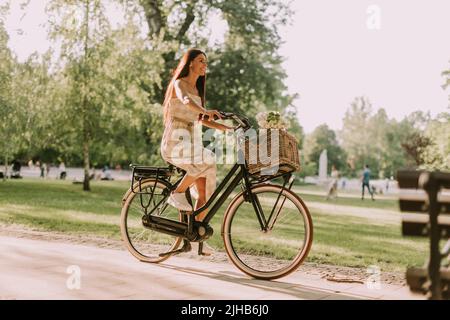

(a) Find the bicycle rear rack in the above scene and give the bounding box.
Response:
[129,164,177,215]
[130,164,175,194]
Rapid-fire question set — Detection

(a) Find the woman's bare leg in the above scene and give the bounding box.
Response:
[192,177,213,255]
[193,177,207,222]
[168,175,195,212]
[174,174,197,193]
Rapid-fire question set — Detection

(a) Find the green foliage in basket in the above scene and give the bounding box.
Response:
[256,111,291,129]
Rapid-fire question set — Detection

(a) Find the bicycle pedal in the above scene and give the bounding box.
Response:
[159,240,192,257]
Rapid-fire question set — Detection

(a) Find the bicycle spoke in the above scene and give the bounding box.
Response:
[121,179,181,263]
[131,229,147,242]
[224,186,312,277]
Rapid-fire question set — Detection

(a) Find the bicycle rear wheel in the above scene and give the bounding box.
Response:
[120,179,182,263]
[222,184,313,280]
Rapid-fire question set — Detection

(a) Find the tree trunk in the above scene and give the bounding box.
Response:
[140,0,165,37]
[83,139,90,191]
[82,0,91,192]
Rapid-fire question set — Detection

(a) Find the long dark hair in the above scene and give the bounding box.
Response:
[162,48,207,125]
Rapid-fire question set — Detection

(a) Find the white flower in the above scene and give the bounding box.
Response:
[256,111,291,130]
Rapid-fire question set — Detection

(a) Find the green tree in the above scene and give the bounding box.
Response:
[402,61,450,171]
[0,12,42,178]
[82,23,164,166]
[12,53,56,157]
[381,116,412,177]
[1,3,63,173]
[368,108,414,178]
[340,96,375,175]
[123,0,299,126]
[45,1,166,175]
[46,0,114,190]
[284,105,304,149]
[5,0,300,176]
[421,112,450,170]
[443,61,450,100]
[303,124,347,175]
[0,18,16,178]
[339,97,413,177]
[399,111,432,169]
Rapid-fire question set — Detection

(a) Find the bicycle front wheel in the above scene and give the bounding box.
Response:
[222,184,313,280]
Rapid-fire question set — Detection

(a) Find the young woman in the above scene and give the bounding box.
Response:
[160,48,233,222]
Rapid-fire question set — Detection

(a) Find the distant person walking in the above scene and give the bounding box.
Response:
[40,162,46,178]
[59,161,67,180]
[361,165,374,201]
[326,165,339,200]
[11,160,22,179]
[385,178,389,194]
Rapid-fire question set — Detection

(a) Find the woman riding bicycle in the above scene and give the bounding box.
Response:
[160,48,233,222]
[122,52,312,275]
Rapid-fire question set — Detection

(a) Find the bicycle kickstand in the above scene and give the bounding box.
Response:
[198,242,211,257]
[159,239,192,257]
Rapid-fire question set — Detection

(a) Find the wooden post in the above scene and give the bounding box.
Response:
[423,172,442,300]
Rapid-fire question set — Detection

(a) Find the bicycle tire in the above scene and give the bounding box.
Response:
[222,184,313,280]
[120,179,182,263]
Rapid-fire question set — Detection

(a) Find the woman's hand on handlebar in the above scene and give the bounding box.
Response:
[201,109,222,121]
[218,111,251,130]
[201,110,250,130]
[217,111,243,130]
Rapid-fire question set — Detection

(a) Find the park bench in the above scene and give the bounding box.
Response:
[397,170,450,300]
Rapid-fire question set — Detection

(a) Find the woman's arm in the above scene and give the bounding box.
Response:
[200,119,233,131]
[173,79,207,116]
[173,80,222,120]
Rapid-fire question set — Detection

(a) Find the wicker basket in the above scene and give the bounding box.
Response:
[244,129,301,176]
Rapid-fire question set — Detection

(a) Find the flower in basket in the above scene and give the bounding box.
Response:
[256,111,291,130]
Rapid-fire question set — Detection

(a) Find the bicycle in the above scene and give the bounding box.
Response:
[120,111,313,280]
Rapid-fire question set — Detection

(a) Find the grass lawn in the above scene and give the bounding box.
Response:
[0,179,428,272]
[291,185,400,211]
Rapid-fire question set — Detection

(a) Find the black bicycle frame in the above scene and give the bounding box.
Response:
[140,163,261,231]
[133,157,295,238]
[179,162,252,225]
[196,164,239,219]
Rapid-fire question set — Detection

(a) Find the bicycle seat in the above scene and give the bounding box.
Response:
[163,162,188,176]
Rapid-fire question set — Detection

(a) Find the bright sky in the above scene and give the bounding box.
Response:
[4,0,450,133]
[279,0,450,132]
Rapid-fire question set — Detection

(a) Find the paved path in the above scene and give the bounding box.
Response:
[0,236,422,300]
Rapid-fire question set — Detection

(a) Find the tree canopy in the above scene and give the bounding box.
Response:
[1,0,448,186]
[0,0,301,189]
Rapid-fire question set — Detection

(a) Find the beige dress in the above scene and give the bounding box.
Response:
[160,93,217,202]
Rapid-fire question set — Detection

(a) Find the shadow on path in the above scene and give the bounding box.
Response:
[158,262,362,300]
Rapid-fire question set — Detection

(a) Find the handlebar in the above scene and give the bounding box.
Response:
[219,111,252,130]
[200,111,252,130]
